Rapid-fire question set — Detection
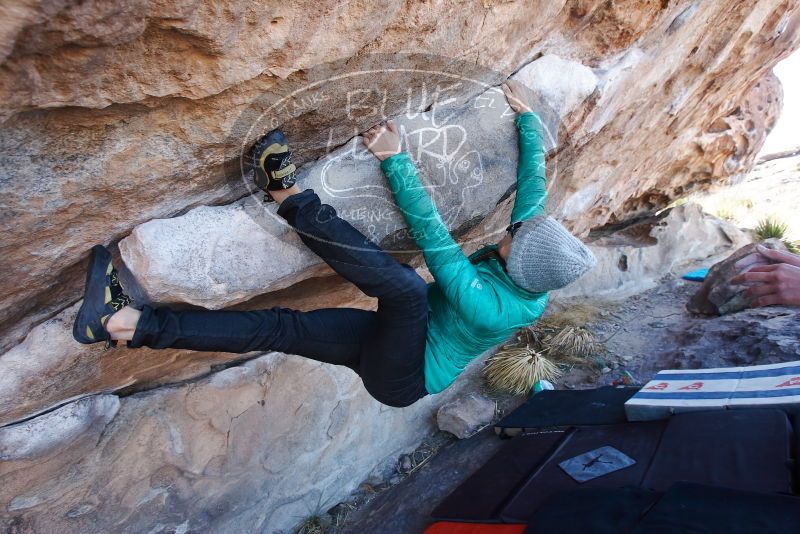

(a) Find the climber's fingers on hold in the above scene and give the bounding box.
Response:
[387,120,398,134]
[732,269,777,284]
[363,125,383,145]
[505,79,526,97]
[743,264,782,273]
[501,83,516,101]
[745,283,778,298]
[757,245,800,267]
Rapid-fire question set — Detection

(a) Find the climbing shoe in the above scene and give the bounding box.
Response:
[72,245,132,347]
[248,128,297,202]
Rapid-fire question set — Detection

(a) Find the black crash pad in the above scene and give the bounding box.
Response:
[632,482,800,533]
[430,431,565,522]
[500,421,666,522]
[434,407,797,526]
[494,387,640,436]
[522,487,660,533]
[642,409,793,494]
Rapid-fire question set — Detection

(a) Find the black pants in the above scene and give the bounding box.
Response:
[130,190,429,407]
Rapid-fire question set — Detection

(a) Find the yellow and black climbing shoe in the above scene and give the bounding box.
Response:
[72,245,132,347]
[248,128,297,202]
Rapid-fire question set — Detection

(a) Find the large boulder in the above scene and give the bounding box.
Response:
[1,2,799,533]
[556,203,753,300]
[0,353,486,533]
[0,0,569,351]
[0,0,795,350]
[687,239,788,315]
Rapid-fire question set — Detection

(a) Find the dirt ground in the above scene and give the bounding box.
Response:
[332,274,800,533]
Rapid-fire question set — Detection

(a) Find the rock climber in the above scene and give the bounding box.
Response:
[72,80,596,408]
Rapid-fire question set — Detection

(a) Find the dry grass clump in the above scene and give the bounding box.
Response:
[296,515,329,534]
[483,343,561,395]
[483,310,602,395]
[543,301,606,326]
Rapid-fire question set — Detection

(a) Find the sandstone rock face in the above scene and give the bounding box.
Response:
[2,1,800,533]
[0,0,570,351]
[556,202,753,300]
[0,273,376,427]
[1,0,797,350]
[0,354,484,533]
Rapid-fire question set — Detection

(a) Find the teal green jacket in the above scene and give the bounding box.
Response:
[380,112,549,394]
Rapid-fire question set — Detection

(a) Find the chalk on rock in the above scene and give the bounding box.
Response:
[436,393,496,439]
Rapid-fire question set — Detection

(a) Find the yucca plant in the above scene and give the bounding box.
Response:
[755,216,788,240]
[483,319,600,395]
[531,319,600,359]
[483,345,562,395]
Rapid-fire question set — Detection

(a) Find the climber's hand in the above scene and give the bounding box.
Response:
[363,120,401,161]
[754,244,800,268]
[732,246,800,307]
[501,80,532,114]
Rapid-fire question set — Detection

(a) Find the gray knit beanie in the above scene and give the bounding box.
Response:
[506,216,596,293]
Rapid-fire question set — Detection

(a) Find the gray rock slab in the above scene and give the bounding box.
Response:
[0,353,491,533]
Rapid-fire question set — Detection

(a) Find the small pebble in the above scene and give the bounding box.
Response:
[601,367,611,374]
[610,362,619,370]
[365,475,383,487]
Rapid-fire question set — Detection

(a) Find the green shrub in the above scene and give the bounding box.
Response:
[755,216,788,240]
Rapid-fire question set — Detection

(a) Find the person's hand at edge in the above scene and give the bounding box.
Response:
[731,245,800,307]
[501,80,533,114]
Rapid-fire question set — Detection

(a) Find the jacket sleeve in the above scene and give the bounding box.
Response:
[380,153,493,323]
[510,111,547,223]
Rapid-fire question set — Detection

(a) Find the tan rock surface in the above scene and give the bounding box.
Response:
[1,1,800,532]
[0,354,485,533]
[1,1,797,351]
[0,273,375,427]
